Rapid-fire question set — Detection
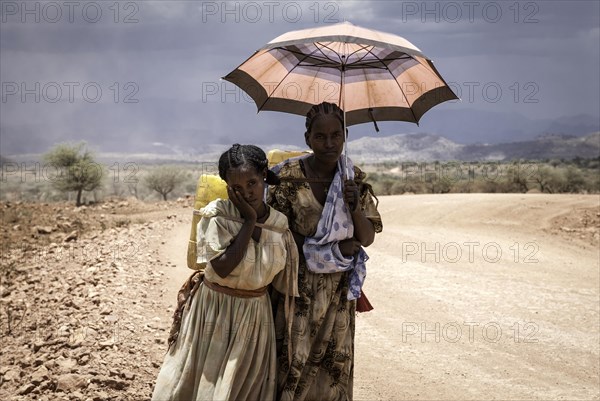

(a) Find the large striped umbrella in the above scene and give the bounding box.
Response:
[223,21,457,169]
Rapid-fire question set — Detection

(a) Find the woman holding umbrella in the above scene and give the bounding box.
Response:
[224,21,453,400]
[268,102,383,401]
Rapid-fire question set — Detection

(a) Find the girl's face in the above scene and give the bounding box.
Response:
[226,165,266,212]
[305,115,345,164]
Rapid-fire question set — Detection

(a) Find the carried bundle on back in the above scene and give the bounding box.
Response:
[186,174,228,269]
[170,174,228,347]
[173,154,297,347]
[267,149,309,168]
[187,150,307,270]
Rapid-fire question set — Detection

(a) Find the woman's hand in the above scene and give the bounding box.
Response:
[343,179,360,212]
[343,179,376,247]
[339,238,362,257]
[227,186,257,222]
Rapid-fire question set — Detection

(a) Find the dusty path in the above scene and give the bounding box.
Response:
[158,215,192,298]
[355,194,599,400]
[156,194,600,400]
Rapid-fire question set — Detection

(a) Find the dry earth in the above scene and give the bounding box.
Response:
[1,194,599,400]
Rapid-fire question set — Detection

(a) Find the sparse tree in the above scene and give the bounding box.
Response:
[127,182,139,199]
[505,163,529,193]
[144,166,185,201]
[563,166,585,193]
[534,166,565,193]
[43,142,103,206]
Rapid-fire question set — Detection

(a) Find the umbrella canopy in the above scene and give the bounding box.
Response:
[223,21,458,128]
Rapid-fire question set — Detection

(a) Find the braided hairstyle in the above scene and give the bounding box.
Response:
[218,144,280,185]
[305,102,345,134]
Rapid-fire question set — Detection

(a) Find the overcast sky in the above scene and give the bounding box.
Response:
[1,0,599,154]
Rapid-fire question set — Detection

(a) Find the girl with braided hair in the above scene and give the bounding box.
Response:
[152,144,298,401]
[268,102,383,401]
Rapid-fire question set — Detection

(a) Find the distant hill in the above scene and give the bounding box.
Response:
[349,132,600,163]
[3,133,599,165]
[458,132,600,162]
[2,108,599,154]
[348,133,463,162]
[415,110,600,145]
[0,155,15,166]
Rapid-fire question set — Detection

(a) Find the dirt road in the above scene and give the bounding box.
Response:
[1,194,597,400]
[158,194,599,400]
[354,194,599,400]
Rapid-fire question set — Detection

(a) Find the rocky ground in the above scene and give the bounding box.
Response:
[1,194,599,400]
[0,197,192,401]
[549,206,600,246]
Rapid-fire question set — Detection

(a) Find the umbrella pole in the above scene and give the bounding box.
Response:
[343,80,348,178]
[342,49,349,179]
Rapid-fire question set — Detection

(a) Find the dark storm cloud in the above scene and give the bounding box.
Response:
[1,0,598,154]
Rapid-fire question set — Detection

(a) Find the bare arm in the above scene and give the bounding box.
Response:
[350,207,375,246]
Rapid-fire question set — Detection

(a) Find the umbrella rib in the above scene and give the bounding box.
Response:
[345,62,387,70]
[346,54,412,69]
[352,55,412,65]
[317,42,344,65]
[343,44,389,71]
[260,44,425,122]
[274,46,339,68]
[256,46,332,111]
[345,44,373,65]
[284,43,341,66]
[358,47,419,123]
[275,43,411,70]
[224,23,454,128]
[298,62,339,68]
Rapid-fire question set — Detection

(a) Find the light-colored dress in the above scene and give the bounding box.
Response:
[151,199,298,401]
[268,158,382,401]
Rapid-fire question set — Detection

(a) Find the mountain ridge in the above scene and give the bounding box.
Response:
[347,131,600,163]
[3,133,598,164]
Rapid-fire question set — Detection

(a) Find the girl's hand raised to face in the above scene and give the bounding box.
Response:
[227,186,257,222]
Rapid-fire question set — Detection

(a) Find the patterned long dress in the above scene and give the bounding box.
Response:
[151,199,298,401]
[268,158,383,401]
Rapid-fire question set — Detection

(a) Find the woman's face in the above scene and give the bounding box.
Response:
[226,165,266,212]
[305,115,345,164]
